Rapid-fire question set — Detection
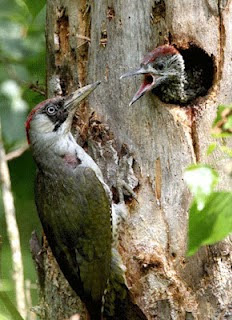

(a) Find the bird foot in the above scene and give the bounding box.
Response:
[111,179,138,245]
[116,178,138,204]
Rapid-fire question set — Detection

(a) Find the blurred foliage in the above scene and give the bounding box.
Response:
[184,165,218,211]
[0,293,24,320]
[0,0,46,149]
[0,0,46,319]
[188,191,232,256]
[212,104,232,137]
[185,105,232,256]
[185,166,232,255]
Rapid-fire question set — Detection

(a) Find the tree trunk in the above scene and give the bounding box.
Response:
[34,0,232,319]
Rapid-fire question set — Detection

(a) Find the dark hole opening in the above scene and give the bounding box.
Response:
[178,45,215,103]
[171,252,176,258]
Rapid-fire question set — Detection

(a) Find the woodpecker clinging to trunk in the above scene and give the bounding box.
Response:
[121,45,208,105]
[26,82,113,319]
[26,82,147,320]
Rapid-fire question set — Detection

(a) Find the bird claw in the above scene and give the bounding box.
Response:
[111,179,138,244]
[116,178,138,204]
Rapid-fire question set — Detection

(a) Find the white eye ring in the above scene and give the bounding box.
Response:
[46,105,57,115]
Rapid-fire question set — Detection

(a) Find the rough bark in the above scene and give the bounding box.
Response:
[34,0,232,319]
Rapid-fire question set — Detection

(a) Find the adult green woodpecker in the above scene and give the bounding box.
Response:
[26,82,112,319]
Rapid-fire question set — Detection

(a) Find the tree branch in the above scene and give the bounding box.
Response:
[0,118,26,318]
[5,144,29,162]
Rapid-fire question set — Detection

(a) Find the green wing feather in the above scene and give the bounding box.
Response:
[35,165,112,304]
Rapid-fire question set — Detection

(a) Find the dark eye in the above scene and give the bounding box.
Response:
[46,104,57,115]
[155,62,165,70]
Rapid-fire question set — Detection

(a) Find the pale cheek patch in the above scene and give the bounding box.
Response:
[30,114,55,133]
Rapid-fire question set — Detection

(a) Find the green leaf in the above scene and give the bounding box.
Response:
[220,146,232,158]
[0,314,10,320]
[188,192,232,256]
[213,104,232,136]
[213,104,232,124]
[0,280,13,292]
[224,115,232,130]
[184,165,218,210]
[207,143,217,155]
[0,293,24,320]
[21,0,46,18]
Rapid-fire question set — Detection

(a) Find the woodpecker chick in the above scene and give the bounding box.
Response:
[121,45,207,105]
[26,82,112,320]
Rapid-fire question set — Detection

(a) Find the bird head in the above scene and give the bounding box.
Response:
[120,45,186,105]
[25,81,100,147]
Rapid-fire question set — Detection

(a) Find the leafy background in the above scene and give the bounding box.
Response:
[0,0,46,318]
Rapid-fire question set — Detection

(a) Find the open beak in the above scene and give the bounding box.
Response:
[120,67,150,79]
[64,81,101,111]
[120,67,160,106]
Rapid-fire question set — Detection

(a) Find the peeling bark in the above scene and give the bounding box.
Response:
[36,0,232,319]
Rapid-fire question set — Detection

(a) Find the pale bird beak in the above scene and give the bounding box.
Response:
[120,67,161,106]
[64,81,101,111]
[120,67,150,79]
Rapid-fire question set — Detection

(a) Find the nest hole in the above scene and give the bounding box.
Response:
[178,44,215,102]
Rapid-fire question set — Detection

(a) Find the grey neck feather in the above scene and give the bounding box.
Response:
[30,130,106,188]
[30,131,76,169]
